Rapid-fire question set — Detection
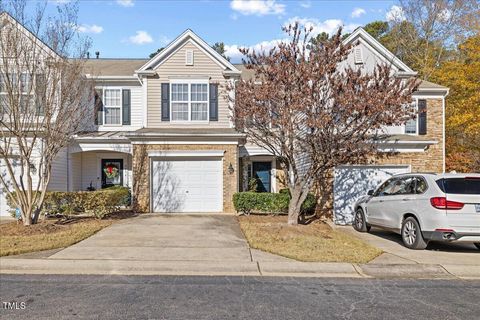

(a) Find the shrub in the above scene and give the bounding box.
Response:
[7,187,131,220]
[233,190,316,215]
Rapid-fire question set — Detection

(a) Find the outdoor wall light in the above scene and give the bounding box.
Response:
[228,163,235,174]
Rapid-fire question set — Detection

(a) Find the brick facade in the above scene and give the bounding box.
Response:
[132,144,238,213]
[374,98,444,172]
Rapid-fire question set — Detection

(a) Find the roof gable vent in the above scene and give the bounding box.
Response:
[354,46,363,64]
[185,49,194,66]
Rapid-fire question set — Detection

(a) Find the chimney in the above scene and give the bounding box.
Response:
[95,51,100,59]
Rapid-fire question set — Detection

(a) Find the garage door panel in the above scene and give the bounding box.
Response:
[333,166,410,225]
[152,158,223,213]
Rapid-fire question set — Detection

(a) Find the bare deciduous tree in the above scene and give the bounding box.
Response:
[232,24,417,225]
[387,0,480,80]
[0,1,92,225]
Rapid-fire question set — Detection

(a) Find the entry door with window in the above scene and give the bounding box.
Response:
[101,159,123,189]
[252,162,272,193]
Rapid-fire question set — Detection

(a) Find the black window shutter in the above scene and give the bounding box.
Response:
[35,74,46,116]
[161,83,170,121]
[122,89,131,125]
[94,88,103,125]
[209,83,218,121]
[418,99,427,135]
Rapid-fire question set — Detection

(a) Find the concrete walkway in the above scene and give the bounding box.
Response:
[1,215,479,279]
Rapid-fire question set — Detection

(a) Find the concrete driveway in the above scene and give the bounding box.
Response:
[337,225,479,266]
[49,214,254,262]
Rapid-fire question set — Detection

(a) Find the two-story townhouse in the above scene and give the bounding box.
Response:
[0,14,449,224]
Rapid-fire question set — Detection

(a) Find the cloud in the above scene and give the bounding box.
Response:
[285,17,359,36]
[225,38,285,62]
[127,31,153,45]
[230,0,285,16]
[299,1,311,8]
[386,5,405,22]
[225,17,360,63]
[49,0,71,4]
[76,24,103,34]
[351,7,366,18]
[116,0,134,7]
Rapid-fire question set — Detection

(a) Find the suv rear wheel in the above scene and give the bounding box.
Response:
[353,208,371,232]
[401,217,428,250]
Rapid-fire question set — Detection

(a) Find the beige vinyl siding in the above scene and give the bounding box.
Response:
[147,40,231,128]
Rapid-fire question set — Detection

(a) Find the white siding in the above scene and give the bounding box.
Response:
[97,82,144,131]
[48,148,68,191]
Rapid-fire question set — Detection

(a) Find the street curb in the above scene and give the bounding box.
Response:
[1,258,479,279]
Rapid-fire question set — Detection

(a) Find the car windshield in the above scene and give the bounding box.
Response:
[436,178,480,195]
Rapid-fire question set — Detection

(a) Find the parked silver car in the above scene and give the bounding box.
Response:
[353,173,480,250]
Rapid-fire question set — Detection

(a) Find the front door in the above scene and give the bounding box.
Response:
[253,162,272,193]
[101,159,123,189]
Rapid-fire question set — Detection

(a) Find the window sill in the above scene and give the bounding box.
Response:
[170,121,210,124]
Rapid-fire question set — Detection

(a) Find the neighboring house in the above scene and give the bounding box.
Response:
[0,14,449,224]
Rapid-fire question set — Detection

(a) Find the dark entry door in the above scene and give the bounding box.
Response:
[101,159,123,189]
[253,162,272,193]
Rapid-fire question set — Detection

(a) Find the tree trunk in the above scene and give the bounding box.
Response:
[287,187,304,225]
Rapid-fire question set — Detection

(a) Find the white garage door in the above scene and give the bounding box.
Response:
[333,165,410,225]
[151,157,223,213]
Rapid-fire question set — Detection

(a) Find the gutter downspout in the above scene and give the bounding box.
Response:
[442,89,449,173]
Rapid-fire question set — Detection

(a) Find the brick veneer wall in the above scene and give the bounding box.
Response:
[374,98,444,172]
[132,144,239,213]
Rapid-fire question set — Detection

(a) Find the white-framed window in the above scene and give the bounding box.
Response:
[170,80,209,122]
[405,99,418,134]
[0,72,35,113]
[103,88,122,125]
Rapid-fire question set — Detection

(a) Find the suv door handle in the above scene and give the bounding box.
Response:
[402,198,410,201]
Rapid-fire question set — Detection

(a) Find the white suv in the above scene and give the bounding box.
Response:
[353,173,480,250]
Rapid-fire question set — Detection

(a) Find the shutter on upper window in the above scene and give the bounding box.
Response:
[418,99,427,135]
[354,47,363,64]
[35,74,46,116]
[94,88,103,125]
[122,89,131,125]
[209,83,218,121]
[185,49,194,66]
[161,83,170,121]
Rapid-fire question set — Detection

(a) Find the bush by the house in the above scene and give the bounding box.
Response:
[233,190,316,215]
[7,187,131,220]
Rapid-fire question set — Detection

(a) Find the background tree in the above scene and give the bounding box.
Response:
[232,24,417,225]
[0,1,92,225]
[149,47,164,58]
[386,0,480,80]
[431,34,480,172]
[211,42,230,61]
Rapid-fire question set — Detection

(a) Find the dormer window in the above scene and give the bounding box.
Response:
[354,47,363,64]
[185,49,194,66]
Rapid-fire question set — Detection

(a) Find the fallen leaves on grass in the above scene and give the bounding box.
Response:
[0,218,113,257]
[238,215,382,263]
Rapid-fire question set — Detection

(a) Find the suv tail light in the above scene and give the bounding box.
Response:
[430,197,464,210]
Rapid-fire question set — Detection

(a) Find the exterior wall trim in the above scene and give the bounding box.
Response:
[147,150,225,157]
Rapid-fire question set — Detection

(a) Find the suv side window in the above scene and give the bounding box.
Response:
[386,177,415,195]
[414,177,428,194]
[375,178,399,196]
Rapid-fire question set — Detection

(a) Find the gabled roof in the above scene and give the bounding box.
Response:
[0,11,60,59]
[343,27,416,76]
[137,29,241,75]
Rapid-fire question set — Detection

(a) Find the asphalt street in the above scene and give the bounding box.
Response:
[1,275,479,320]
